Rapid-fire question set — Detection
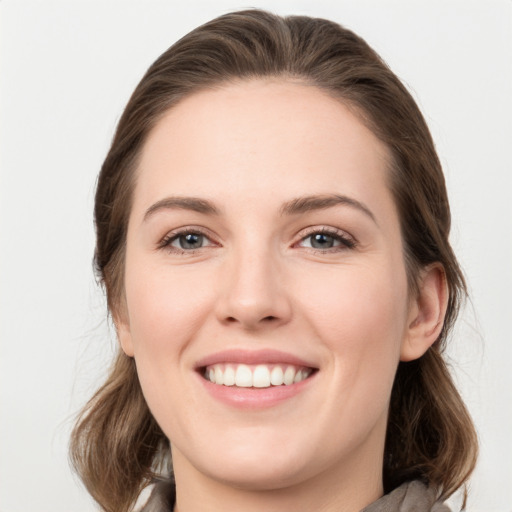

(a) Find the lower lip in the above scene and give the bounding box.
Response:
[196,372,316,409]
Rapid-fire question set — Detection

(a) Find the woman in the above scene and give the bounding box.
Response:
[70,10,477,512]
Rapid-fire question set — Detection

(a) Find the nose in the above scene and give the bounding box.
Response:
[214,246,292,330]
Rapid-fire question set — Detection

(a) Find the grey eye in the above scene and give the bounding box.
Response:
[174,233,205,250]
[303,233,341,249]
[298,230,355,251]
[308,233,337,249]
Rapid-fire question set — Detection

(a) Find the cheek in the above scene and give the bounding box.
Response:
[296,259,409,385]
[123,261,215,359]
[122,263,216,431]
[300,258,408,337]
[294,262,409,446]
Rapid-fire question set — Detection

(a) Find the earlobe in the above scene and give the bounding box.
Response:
[400,264,448,362]
[113,309,135,357]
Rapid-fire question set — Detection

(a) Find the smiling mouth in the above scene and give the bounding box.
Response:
[202,363,316,388]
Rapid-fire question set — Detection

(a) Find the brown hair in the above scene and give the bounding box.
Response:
[70,9,478,512]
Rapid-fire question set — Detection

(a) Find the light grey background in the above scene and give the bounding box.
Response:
[1,1,511,511]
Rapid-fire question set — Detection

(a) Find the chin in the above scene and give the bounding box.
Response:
[172,427,322,491]
[202,456,311,491]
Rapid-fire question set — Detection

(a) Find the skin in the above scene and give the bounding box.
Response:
[117,80,447,512]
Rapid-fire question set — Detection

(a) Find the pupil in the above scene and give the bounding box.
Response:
[311,233,334,248]
[180,233,202,249]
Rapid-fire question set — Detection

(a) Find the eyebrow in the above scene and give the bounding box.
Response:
[143,193,376,224]
[280,194,377,224]
[144,196,220,221]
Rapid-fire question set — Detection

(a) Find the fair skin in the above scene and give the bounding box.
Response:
[117,80,447,512]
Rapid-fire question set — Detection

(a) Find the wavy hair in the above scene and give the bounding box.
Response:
[70,10,478,512]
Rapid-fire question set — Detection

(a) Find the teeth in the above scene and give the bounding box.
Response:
[214,366,224,385]
[270,366,284,386]
[223,365,235,386]
[205,363,312,388]
[253,365,270,388]
[284,366,295,385]
[294,369,304,383]
[235,364,252,387]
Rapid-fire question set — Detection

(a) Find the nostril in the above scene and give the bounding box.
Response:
[224,315,277,324]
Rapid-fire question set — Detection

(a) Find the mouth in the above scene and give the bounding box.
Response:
[201,363,315,388]
[194,349,318,407]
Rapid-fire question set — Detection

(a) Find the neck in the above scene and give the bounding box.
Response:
[171,443,384,512]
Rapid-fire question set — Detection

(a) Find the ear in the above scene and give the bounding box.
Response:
[400,263,448,362]
[113,306,135,357]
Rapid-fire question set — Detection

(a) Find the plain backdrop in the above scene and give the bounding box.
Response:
[1,1,511,511]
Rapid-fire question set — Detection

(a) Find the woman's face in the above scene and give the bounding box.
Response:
[119,80,416,491]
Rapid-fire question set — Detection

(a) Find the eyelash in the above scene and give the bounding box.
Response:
[295,227,356,252]
[158,227,216,254]
[157,226,356,254]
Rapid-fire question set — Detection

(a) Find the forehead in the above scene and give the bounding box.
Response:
[134,79,393,215]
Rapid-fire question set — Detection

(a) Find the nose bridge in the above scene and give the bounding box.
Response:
[216,237,291,328]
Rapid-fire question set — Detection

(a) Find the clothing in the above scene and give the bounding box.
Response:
[361,481,450,512]
[140,479,450,512]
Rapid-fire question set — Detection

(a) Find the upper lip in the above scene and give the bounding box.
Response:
[195,349,318,369]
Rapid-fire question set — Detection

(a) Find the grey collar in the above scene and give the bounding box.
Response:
[361,481,450,512]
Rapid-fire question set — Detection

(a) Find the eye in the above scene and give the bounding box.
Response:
[159,228,217,253]
[173,232,207,250]
[297,229,356,251]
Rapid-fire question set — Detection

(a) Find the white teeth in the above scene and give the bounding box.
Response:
[283,366,295,385]
[223,365,235,386]
[214,366,224,385]
[235,364,253,387]
[253,365,271,388]
[204,363,313,388]
[270,366,284,386]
